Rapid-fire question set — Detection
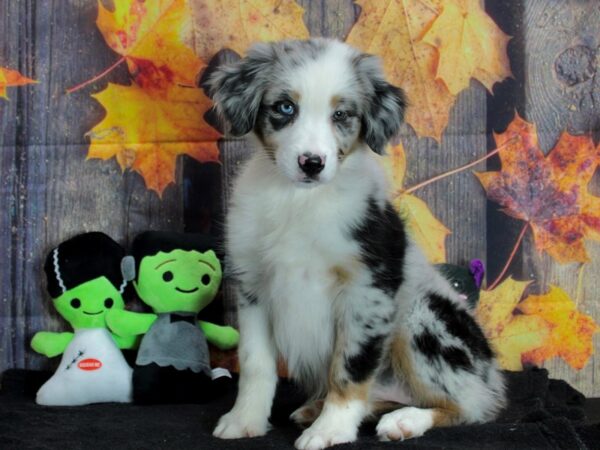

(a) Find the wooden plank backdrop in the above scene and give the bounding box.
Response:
[519,0,600,397]
[1,0,599,396]
[0,0,185,372]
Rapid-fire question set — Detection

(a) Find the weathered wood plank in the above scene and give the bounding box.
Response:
[0,0,185,373]
[520,0,600,396]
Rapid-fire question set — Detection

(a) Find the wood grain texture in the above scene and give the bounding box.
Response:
[0,0,184,373]
[523,0,600,152]
[519,0,600,396]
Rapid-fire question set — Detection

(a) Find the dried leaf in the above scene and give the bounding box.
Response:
[0,67,36,100]
[88,82,220,196]
[476,278,550,370]
[422,0,512,95]
[189,0,309,60]
[477,279,599,371]
[381,143,450,263]
[518,286,599,370]
[97,0,204,87]
[476,113,600,263]
[347,0,454,140]
[477,277,532,333]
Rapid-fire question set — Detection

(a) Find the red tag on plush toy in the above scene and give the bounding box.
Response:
[78,359,102,371]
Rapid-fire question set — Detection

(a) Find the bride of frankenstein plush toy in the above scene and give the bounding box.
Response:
[107,231,239,403]
[31,232,137,406]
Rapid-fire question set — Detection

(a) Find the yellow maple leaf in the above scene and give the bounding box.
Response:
[421,0,512,95]
[97,0,204,88]
[517,286,599,370]
[381,143,450,263]
[347,0,454,141]
[87,82,221,196]
[476,278,550,370]
[477,277,531,335]
[189,0,309,60]
[0,67,37,100]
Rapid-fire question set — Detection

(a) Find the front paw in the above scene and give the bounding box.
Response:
[294,423,357,450]
[213,410,270,439]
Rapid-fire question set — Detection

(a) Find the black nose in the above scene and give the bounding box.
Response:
[298,153,325,176]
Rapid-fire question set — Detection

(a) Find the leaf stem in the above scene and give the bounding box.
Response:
[397,137,518,197]
[66,56,126,94]
[487,222,529,291]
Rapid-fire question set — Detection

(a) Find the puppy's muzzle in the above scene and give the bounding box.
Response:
[298,153,325,177]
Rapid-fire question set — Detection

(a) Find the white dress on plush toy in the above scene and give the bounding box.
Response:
[36,328,132,406]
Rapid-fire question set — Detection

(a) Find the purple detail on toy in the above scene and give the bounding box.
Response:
[469,259,485,289]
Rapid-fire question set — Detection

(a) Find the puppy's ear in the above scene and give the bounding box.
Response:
[355,54,406,154]
[204,44,274,137]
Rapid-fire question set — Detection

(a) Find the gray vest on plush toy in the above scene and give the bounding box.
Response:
[136,313,211,375]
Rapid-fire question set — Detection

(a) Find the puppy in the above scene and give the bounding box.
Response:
[207,38,505,450]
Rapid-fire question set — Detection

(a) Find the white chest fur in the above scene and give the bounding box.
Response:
[227,150,385,392]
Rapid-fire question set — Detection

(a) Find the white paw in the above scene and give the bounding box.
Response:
[290,400,324,428]
[294,425,357,450]
[213,410,270,439]
[376,407,434,441]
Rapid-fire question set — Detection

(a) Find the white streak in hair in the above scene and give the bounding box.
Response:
[52,248,67,294]
[118,278,127,295]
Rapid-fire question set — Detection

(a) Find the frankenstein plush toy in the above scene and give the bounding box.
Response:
[106,231,239,403]
[31,232,136,406]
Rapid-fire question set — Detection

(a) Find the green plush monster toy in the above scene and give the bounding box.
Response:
[31,232,137,406]
[106,231,239,403]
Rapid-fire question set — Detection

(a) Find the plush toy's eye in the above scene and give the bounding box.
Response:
[104,298,114,308]
[452,280,463,290]
[201,274,211,286]
[70,298,81,309]
[162,271,174,282]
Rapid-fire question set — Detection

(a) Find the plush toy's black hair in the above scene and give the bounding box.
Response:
[131,231,219,276]
[44,232,126,299]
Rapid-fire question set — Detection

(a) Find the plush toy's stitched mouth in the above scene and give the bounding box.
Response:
[83,310,103,315]
[175,287,199,294]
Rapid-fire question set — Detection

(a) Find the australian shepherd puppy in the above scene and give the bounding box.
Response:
[207,38,505,450]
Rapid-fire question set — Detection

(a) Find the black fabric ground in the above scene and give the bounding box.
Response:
[1,368,599,449]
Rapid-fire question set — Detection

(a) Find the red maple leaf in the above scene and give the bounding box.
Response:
[476,113,600,263]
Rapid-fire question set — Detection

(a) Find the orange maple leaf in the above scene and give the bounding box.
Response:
[477,278,551,371]
[421,0,512,95]
[87,82,220,196]
[0,67,37,100]
[381,143,450,263]
[189,0,309,60]
[347,0,455,141]
[96,0,204,88]
[476,113,600,263]
[517,285,599,370]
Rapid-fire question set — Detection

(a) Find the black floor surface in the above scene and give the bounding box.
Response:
[1,368,599,449]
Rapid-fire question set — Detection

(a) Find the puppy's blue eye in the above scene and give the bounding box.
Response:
[333,110,347,121]
[276,101,296,116]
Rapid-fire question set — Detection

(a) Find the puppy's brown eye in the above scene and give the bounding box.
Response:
[333,110,347,121]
